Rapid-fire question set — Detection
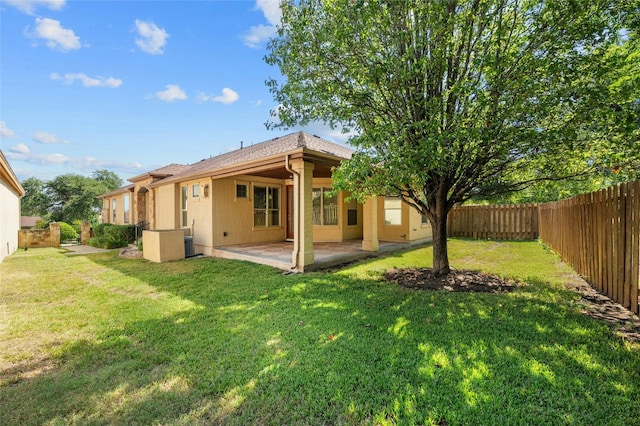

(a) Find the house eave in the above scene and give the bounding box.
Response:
[147,147,346,189]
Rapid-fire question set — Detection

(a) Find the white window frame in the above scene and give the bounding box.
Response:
[253,185,280,228]
[384,197,402,225]
[313,187,338,226]
[181,186,188,227]
[124,194,130,224]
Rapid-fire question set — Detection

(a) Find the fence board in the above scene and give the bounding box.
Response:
[448,203,539,241]
[537,180,639,315]
[449,183,639,315]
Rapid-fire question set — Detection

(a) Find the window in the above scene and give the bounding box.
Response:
[422,215,429,225]
[346,198,358,226]
[254,186,280,227]
[124,194,130,224]
[181,186,188,227]
[236,183,248,199]
[313,187,338,226]
[112,199,117,223]
[192,184,199,198]
[384,197,402,225]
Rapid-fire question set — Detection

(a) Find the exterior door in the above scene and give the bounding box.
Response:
[286,185,294,240]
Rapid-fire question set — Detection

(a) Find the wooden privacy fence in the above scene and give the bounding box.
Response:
[448,203,539,240]
[538,180,640,315]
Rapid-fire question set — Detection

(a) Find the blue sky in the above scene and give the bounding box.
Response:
[0,0,348,182]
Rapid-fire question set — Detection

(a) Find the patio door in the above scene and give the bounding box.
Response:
[286,185,294,240]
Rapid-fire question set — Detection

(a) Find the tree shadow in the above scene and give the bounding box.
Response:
[2,252,639,425]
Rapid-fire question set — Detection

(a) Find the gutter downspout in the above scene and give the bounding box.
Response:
[284,155,299,270]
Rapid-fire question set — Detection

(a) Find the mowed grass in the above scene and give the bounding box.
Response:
[1,240,639,425]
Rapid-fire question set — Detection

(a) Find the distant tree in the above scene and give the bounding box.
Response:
[20,177,51,217]
[266,0,638,275]
[20,170,123,224]
[92,169,123,193]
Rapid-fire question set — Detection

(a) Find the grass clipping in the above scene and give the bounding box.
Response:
[385,268,521,293]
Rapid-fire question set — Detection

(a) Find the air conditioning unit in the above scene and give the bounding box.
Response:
[184,236,195,258]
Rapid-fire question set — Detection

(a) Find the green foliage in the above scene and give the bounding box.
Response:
[87,237,126,249]
[20,170,123,224]
[71,220,83,234]
[1,242,639,424]
[58,222,78,241]
[35,219,48,230]
[267,0,637,271]
[92,223,114,238]
[102,225,136,244]
[20,177,51,217]
[87,224,134,249]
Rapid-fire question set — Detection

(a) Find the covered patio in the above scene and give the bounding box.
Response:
[212,238,432,271]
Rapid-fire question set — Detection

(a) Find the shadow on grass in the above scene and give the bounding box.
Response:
[2,250,639,425]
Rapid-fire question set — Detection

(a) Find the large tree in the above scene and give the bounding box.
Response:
[20,169,122,224]
[266,0,638,275]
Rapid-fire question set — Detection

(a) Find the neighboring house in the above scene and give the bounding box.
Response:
[0,150,25,262]
[20,216,41,229]
[99,132,431,269]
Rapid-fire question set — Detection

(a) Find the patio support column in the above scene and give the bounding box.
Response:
[291,159,315,270]
[148,188,156,230]
[362,196,379,251]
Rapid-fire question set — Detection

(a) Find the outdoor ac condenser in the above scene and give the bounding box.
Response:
[184,236,195,258]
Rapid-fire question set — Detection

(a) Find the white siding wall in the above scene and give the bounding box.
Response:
[0,179,21,262]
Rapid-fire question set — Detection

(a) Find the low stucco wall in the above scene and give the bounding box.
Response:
[17,222,61,248]
[143,229,185,263]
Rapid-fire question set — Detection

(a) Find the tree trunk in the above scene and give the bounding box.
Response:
[431,212,450,276]
[430,185,451,276]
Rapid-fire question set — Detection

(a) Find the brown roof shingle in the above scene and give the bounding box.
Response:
[157,132,353,185]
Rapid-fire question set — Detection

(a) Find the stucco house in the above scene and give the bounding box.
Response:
[99,132,431,270]
[0,150,25,262]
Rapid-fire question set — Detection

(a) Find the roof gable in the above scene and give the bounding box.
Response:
[156,132,353,185]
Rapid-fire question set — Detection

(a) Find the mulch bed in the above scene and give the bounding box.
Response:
[384,268,520,293]
[384,267,640,346]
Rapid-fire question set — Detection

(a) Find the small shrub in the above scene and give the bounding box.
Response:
[35,219,49,229]
[103,225,136,244]
[93,223,114,238]
[71,220,83,234]
[87,237,127,249]
[59,222,78,241]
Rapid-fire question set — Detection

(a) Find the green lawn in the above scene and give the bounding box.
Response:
[1,240,639,425]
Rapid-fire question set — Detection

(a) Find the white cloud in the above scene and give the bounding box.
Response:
[243,0,282,48]
[135,19,169,55]
[50,72,122,88]
[4,0,65,15]
[198,88,239,105]
[153,84,187,102]
[30,17,81,51]
[5,148,144,173]
[5,149,69,165]
[1,121,16,138]
[9,143,30,155]
[33,131,68,144]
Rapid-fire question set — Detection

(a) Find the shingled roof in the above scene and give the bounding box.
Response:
[153,132,353,186]
[128,163,190,182]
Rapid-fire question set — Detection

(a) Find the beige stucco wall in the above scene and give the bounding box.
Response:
[312,180,363,242]
[178,178,214,255]
[155,185,178,230]
[211,175,286,247]
[150,175,366,252]
[143,229,185,263]
[376,198,432,242]
[0,179,21,262]
[408,206,433,241]
[101,192,133,225]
